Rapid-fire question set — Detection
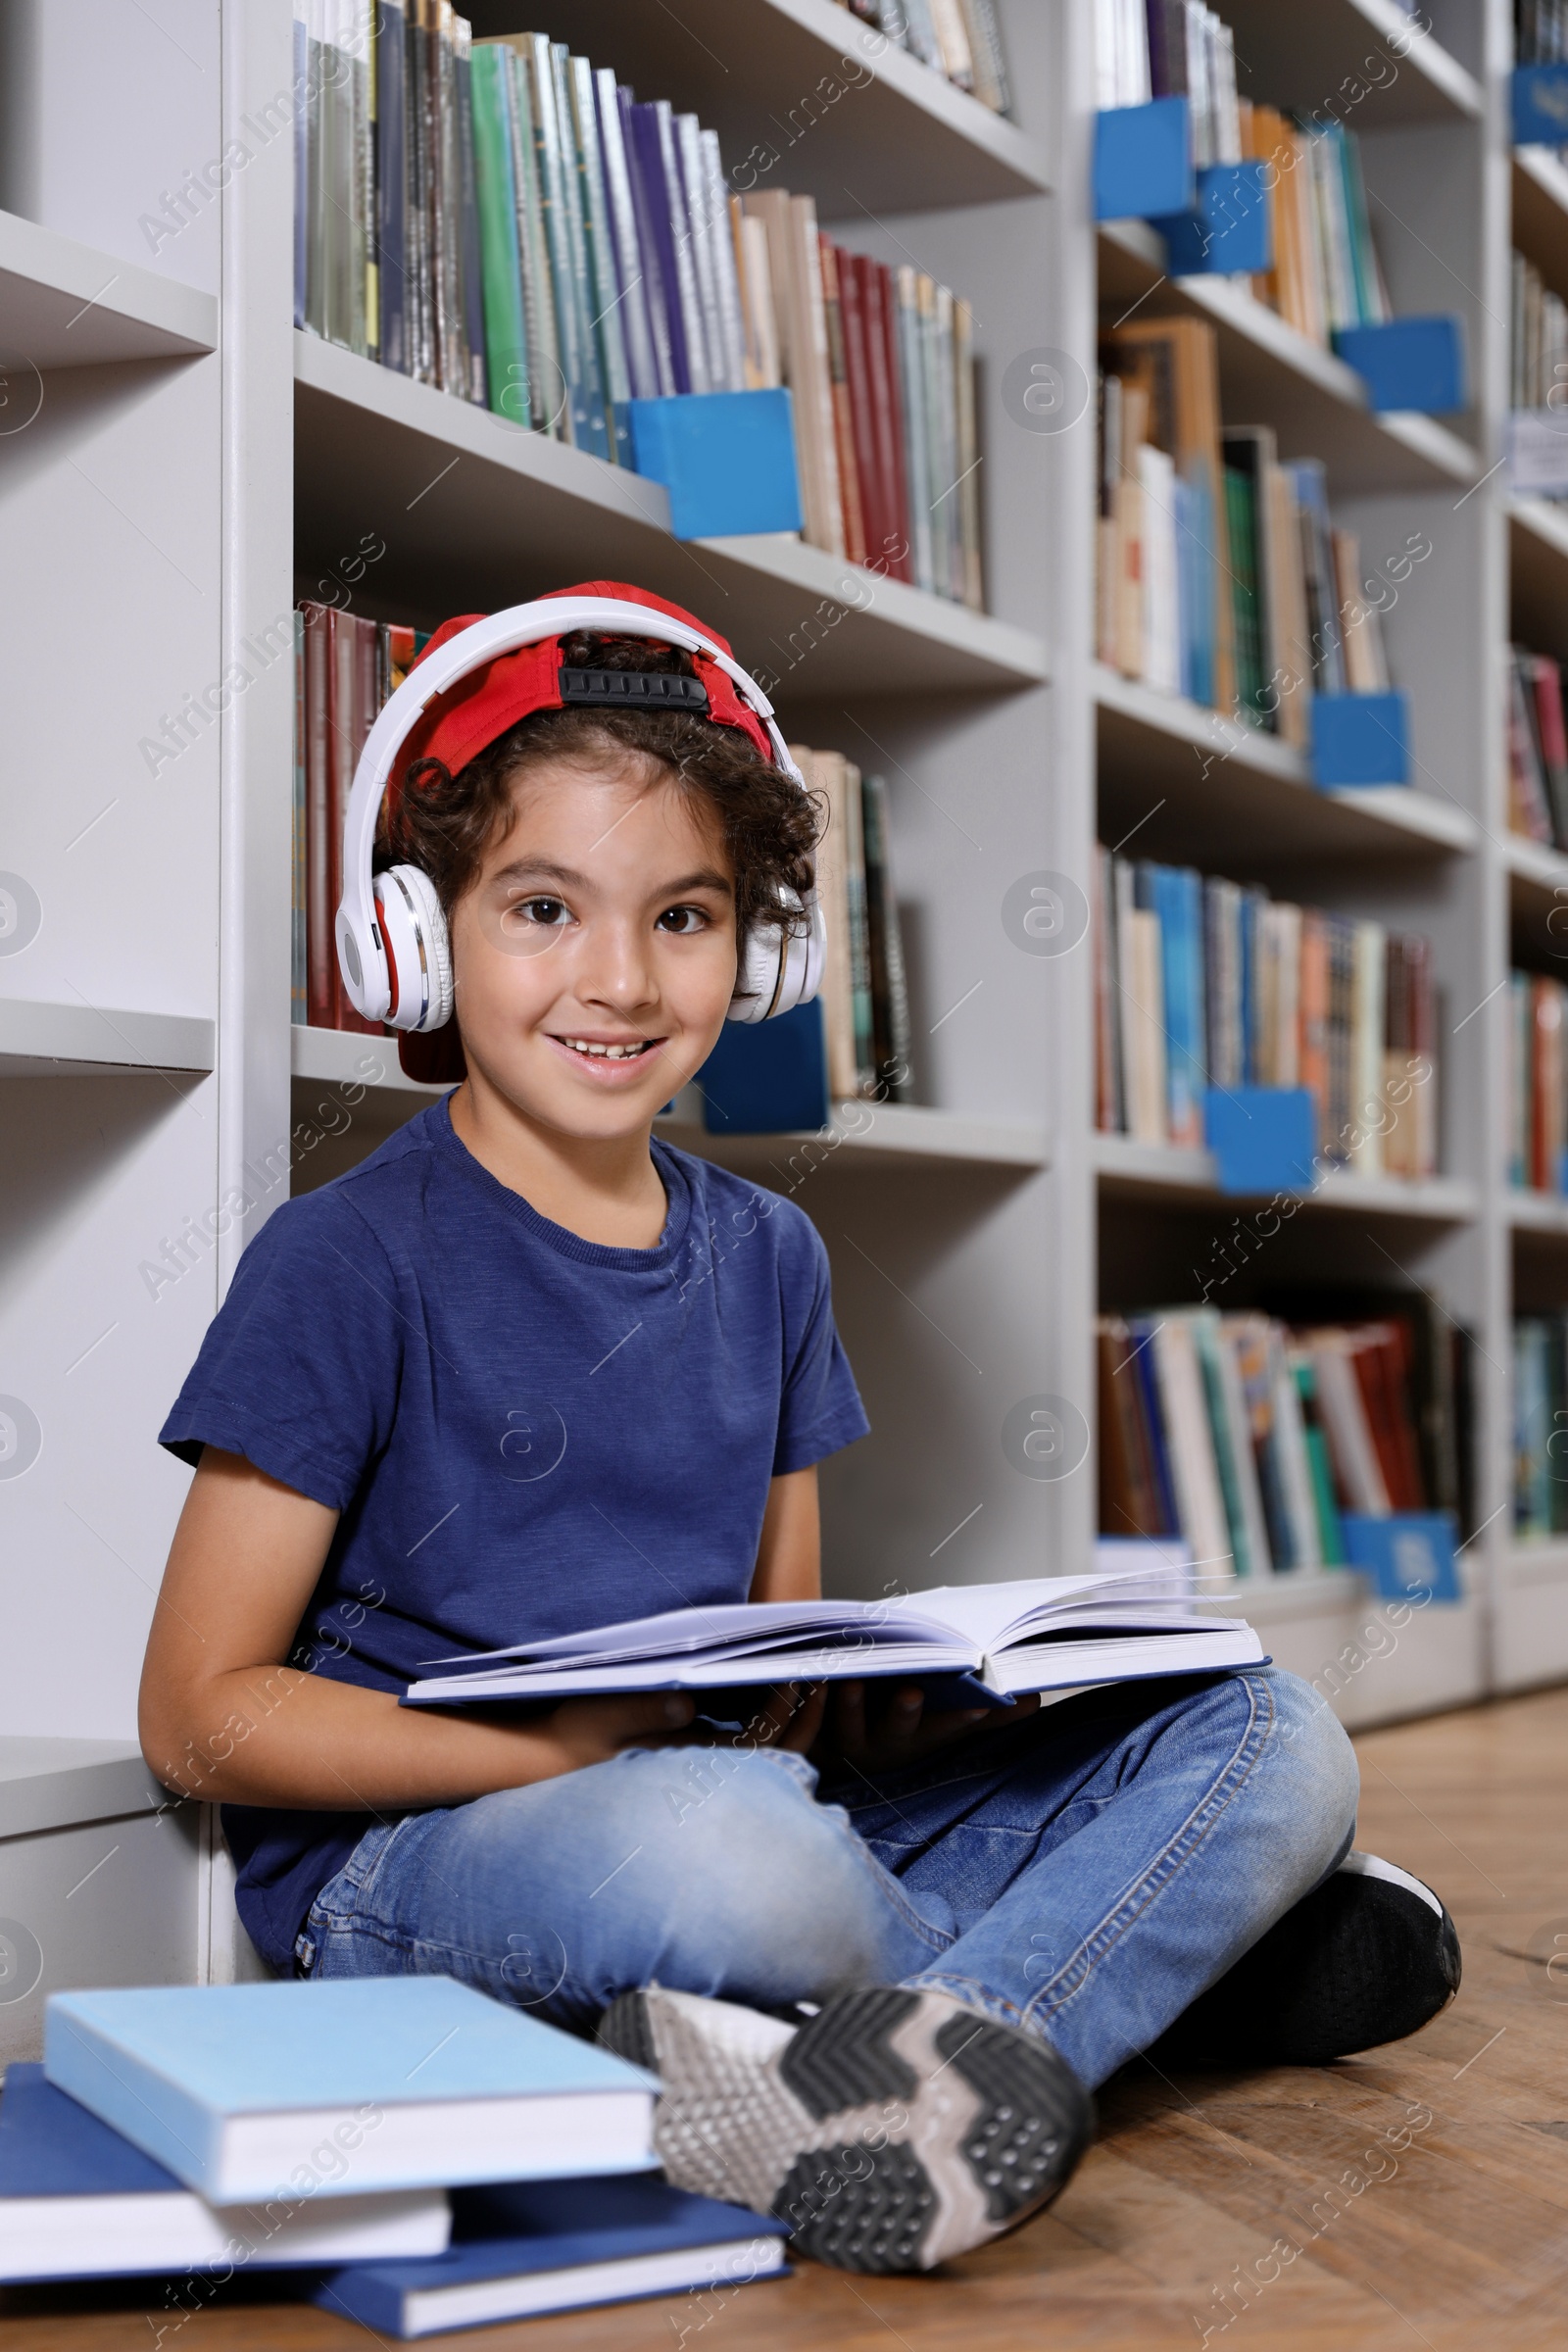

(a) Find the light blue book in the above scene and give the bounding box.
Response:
[44,1978,656,2208]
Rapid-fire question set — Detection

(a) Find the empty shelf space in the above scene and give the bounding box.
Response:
[0,1000,215,1076]
[0,210,216,368]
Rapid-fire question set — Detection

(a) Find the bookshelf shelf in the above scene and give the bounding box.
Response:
[466,0,1051,216]
[1507,1188,1568,1235]
[0,999,216,1078]
[294,336,1047,698]
[1509,497,1568,662]
[655,1103,1051,1175]
[1094,1131,1479,1223]
[1502,831,1568,905]
[291,1025,443,1096]
[1094,664,1476,864]
[1512,147,1568,277]
[1097,222,1480,496]
[0,208,217,368]
[1222,0,1483,125]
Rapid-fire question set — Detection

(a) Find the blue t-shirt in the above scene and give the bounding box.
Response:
[159,1100,868,1972]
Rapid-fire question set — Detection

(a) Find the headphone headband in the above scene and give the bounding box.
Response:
[333,591,819,1035]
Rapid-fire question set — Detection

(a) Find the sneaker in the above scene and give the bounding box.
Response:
[1150,1851,1461,2070]
[599,1983,1094,2274]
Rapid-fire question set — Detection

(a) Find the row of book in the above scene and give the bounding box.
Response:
[292,602,426,1033]
[1510,249,1568,416]
[1510,970,1568,1195]
[294,9,982,606]
[1097,317,1396,727]
[1516,1310,1568,1537]
[1095,0,1242,170]
[0,1979,784,2336]
[1098,1296,1470,1573]
[289,600,918,1103]
[1518,3,1568,70]
[792,750,913,1103]
[1095,850,1440,1180]
[1506,642,1568,848]
[833,0,1012,113]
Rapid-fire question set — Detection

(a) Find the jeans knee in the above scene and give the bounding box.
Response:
[1261,1668,1359,1853]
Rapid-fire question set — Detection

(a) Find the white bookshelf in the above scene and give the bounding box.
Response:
[4,0,1562,2027]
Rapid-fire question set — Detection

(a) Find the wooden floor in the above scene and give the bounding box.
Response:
[6,1690,1568,2350]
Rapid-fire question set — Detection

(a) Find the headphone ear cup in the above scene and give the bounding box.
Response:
[373,864,455,1033]
[727,891,824,1024]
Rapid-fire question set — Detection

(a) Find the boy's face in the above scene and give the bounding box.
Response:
[448,754,739,1140]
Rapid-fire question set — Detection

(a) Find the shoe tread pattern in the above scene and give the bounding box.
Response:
[779,1988,920,2121]
[936,2012,1093,2223]
[774,2142,937,2275]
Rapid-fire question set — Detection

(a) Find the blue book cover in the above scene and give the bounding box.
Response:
[0,2066,449,2280]
[1127,1315,1180,1535]
[1154,866,1205,1148]
[316,2174,787,2339]
[44,1979,655,2206]
[626,100,692,394]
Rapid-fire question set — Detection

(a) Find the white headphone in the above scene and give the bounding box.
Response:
[335,594,826,1033]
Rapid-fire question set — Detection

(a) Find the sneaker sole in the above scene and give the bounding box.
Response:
[601,1984,1094,2274]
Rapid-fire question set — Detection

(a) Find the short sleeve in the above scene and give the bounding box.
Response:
[159,1192,405,1509]
[771,1208,869,1476]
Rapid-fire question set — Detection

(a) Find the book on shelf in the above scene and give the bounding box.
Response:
[1512,248,1568,445]
[832,0,1012,113]
[1507,644,1568,847]
[1518,0,1568,73]
[402,1569,1265,1709]
[295,10,984,609]
[0,2065,451,2283]
[316,2174,787,2339]
[1098,319,1395,729]
[1099,1297,1472,1570]
[1515,1310,1568,1539]
[1510,970,1568,1194]
[1094,847,1439,1177]
[44,1979,656,2206]
[791,746,913,1104]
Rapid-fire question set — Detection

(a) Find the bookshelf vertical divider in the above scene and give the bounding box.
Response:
[1,0,1564,2030]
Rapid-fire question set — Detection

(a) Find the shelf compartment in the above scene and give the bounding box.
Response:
[1094,1129,1478,1221]
[292,1024,442,1095]
[463,0,1050,215]
[1222,0,1482,125]
[0,999,215,1077]
[1095,663,1476,866]
[1099,220,1479,497]
[294,335,1047,700]
[657,1104,1050,1175]
[1508,1187,1568,1234]
[1504,829,1568,904]
[1509,496,1568,665]
[0,209,216,368]
[1512,147,1568,284]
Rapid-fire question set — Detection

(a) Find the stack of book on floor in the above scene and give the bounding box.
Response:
[294,8,985,605]
[1,1979,784,2337]
[1097,1298,1472,1572]
[832,0,1012,111]
[1506,643,1568,847]
[1510,968,1568,1194]
[1515,1309,1568,1538]
[1094,849,1440,1178]
[1098,317,1398,728]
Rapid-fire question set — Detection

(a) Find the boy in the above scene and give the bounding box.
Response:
[141,586,1458,2277]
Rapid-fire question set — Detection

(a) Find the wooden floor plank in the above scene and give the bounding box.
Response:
[6,1688,1568,2350]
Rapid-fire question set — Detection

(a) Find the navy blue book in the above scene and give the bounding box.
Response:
[374,0,408,372]
[0,2065,449,2282]
[626,98,692,395]
[315,2173,786,2339]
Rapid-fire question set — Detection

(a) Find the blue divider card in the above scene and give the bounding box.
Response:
[1513,62,1568,147]
[1094,96,1193,220]
[1311,690,1409,787]
[1202,1087,1316,1196]
[1332,317,1466,416]
[1341,1512,1461,1605]
[1153,161,1272,276]
[699,999,829,1136]
[625,389,802,541]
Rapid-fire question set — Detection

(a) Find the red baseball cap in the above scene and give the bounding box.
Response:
[388,581,775,812]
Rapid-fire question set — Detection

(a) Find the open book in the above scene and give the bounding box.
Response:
[402,1569,1263,1710]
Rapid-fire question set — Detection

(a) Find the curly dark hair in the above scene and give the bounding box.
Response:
[382,632,820,987]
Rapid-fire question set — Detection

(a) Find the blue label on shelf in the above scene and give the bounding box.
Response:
[1153,161,1272,277]
[625,389,803,541]
[1094,97,1193,221]
[1201,1087,1317,1196]
[1311,691,1409,788]
[1332,317,1467,416]
[1513,62,1568,148]
[1341,1512,1461,1605]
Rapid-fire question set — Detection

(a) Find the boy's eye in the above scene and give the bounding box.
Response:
[506,896,570,927]
[657,905,709,935]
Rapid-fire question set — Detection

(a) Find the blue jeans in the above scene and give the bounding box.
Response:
[300,1668,1357,2090]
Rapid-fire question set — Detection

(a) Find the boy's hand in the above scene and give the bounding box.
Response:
[543,1691,699,1769]
[816,1681,1039,1775]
